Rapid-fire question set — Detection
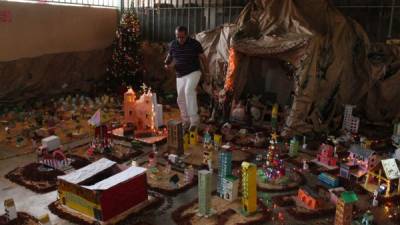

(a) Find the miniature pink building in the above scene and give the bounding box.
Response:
[316,144,338,167]
[124,88,155,134]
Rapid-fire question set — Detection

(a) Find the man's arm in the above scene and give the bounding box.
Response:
[165,53,173,65]
[164,53,174,70]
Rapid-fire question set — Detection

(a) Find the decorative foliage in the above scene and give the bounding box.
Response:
[106,9,143,92]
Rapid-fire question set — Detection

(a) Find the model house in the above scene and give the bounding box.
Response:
[57,158,148,222]
[340,145,378,179]
[297,186,321,209]
[315,143,338,168]
[221,175,239,201]
[363,158,400,197]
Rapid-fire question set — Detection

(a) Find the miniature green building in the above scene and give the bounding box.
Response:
[198,170,212,217]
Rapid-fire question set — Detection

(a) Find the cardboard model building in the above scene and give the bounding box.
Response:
[57,158,148,222]
[363,158,400,197]
[123,87,163,135]
[197,0,400,134]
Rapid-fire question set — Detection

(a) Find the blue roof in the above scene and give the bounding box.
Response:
[348,145,375,158]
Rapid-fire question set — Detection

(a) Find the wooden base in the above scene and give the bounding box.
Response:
[49,195,163,225]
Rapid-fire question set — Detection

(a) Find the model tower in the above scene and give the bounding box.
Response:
[217,145,232,196]
[198,170,212,217]
[241,162,257,214]
[334,191,358,225]
[167,120,184,155]
[342,105,360,134]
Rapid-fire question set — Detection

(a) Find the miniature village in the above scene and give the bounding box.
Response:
[1,81,400,225]
[1,0,400,225]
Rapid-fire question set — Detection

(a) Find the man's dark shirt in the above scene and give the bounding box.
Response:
[168,38,204,77]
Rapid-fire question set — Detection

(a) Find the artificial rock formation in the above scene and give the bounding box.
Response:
[197,0,400,135]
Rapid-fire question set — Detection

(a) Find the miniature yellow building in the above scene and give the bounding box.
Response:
[241,162,257,214]
[363,158,400,197]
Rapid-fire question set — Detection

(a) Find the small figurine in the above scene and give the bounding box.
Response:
[372,190,379,207]
[203,127,213,149]
[169,174,180,189]
[230,100,247,123]
[87,145,95,161]
[302,135,307,150]
[152,143,158,154]
[221,122,235,141]
[271,103,279,130]
[5,126,12,143]
[148,152,157,168]
[165,161,172,174]
[361,210,374,225]
[16,136,24,148]
[203,149,213,172]
[253,132,266,147]
[302,159,309,171]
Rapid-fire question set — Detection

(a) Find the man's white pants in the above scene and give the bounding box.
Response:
[176,70,201,126]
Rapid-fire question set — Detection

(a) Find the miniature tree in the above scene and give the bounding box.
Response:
[105,9,143,93]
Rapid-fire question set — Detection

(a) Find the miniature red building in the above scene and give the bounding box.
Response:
[316,144,338,167]
[58,158,148,222]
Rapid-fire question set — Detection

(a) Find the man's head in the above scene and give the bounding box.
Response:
[175,26,188,45]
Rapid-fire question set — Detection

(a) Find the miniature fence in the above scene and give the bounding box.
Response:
[125,0,400,42]
[40,158,73,170]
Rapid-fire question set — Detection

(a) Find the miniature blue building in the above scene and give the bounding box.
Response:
[217,145,232,196]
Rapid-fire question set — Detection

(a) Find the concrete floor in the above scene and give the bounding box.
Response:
[0,152,71,225]
[0,146,203,225]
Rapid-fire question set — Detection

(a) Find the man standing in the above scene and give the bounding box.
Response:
[165,26,209,130]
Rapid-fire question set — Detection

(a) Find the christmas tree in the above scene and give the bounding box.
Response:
[106,9,143,93]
